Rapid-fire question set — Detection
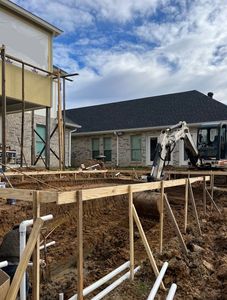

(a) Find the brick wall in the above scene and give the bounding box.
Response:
[71,127,198,168]
[6,111,70,168]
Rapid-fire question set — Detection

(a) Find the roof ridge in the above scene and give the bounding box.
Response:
[66,90,199,111]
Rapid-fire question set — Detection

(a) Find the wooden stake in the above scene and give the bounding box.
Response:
[184,179,189,234]
[188,182,202,236]
[6,218,44,300]
[32,191,41,300]
[132,205,165,290]
[128,185,134,280]
[203,176,206,214]
[77,191,83,300]
[164,194,188,254]
[205,187,221,214]
[159,181,164,254]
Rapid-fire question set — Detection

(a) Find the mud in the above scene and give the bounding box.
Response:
[0,176,226,299]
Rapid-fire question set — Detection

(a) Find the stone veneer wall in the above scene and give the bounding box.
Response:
[6,111,70,168]
[71,127,198,168]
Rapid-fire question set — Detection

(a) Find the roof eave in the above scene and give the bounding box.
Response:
[1,0,63,36]
[71,120,227,136]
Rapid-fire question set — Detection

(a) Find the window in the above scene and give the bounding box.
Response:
[104,137,112,161]
[36,124,46,156]
[131,135,141,161]
[92,138,100,159]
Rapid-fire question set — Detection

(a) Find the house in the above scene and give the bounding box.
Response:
[66,90,227,167]
[0,0,78,168]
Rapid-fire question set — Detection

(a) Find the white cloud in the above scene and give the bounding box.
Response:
[11,0,227,107]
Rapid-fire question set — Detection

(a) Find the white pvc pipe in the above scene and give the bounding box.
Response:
[69,261,130,300]
[59,293,64,300]
[0,261,8,268]
[91,266,141,300]
[39,241,56,250]
[147,262,168,300]
[166,283,177,300]
[19,214,53,300]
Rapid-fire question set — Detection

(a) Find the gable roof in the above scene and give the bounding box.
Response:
[0,0,62,36]
[66,90,227,134]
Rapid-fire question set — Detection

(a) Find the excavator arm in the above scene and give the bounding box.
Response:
[148,121,199,181]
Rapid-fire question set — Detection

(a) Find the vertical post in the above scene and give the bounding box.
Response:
[128,185,134,280]
[203,176,206,214]
[211,174,214,201]
[184,178,189,233]
[31,110,35,165]
[63,78,66,170]
[57,70,63,170]
[32,191,41,300]
[159,181,164,254]
[188,181,202,236]
[45,107,50,169]
[77,190,83,300]
[20,63,25,167]
[1,45,6,172]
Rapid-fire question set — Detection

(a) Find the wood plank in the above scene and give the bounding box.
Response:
[77,191,83,300]
[203,177,206,214]
[132,205,165,290]
[0,188,34,201]
[159,181,164,254]
[32,191,41,300]
[81,177,209,201]
[57,191,77,205]
[129,186,134,280]
[5,218,44,300]
[164,194,188,254]
[184,179,189,234]
[205,188,221,214]
[188,183,202,236]
[165,170,227,176]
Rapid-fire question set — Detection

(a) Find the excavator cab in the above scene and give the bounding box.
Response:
[197,122,227,166]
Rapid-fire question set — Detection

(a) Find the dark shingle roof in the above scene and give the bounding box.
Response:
[66,90,227,133]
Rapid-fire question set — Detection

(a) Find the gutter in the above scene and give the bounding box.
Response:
[71,120,227,137]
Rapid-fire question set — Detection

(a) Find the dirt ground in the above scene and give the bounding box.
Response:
[0,175,226,299]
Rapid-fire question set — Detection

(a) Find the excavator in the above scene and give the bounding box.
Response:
[135,120,227,217]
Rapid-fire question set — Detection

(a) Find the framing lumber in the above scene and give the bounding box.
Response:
[1,45,6,172]
[188,182,202,236]
[20,63,25,168]
[132,205,165,290]
[5,218,44,300]
[32,191,41,300]
[203,177,206,214]
[128,186,134,280]
[159,181,164,254]
[205,188,221,214]
[184,179,189,233]
[77,191,83,300]
[0,176,210,204]
[164,194,188,254]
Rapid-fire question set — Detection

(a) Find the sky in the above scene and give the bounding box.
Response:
[12,0,227,108]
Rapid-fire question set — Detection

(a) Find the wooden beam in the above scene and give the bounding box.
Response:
[203,176,206,214]
[5,218,44,300]
[188,182,202,235]
[128,186,134,280]
[32,191,41,300]
[132,205,165,290]
[164,194,188,254]
[0,188,34,201]
[159,181,164,254]
[184,179,189,233]
[205,188,221,214]
[77,191,83,300]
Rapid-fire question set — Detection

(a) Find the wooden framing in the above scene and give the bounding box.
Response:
[0,175,212,299]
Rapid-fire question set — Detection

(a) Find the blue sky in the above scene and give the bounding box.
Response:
[12,0,227,108]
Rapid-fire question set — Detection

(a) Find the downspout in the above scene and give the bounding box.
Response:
[69,129,78,167]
